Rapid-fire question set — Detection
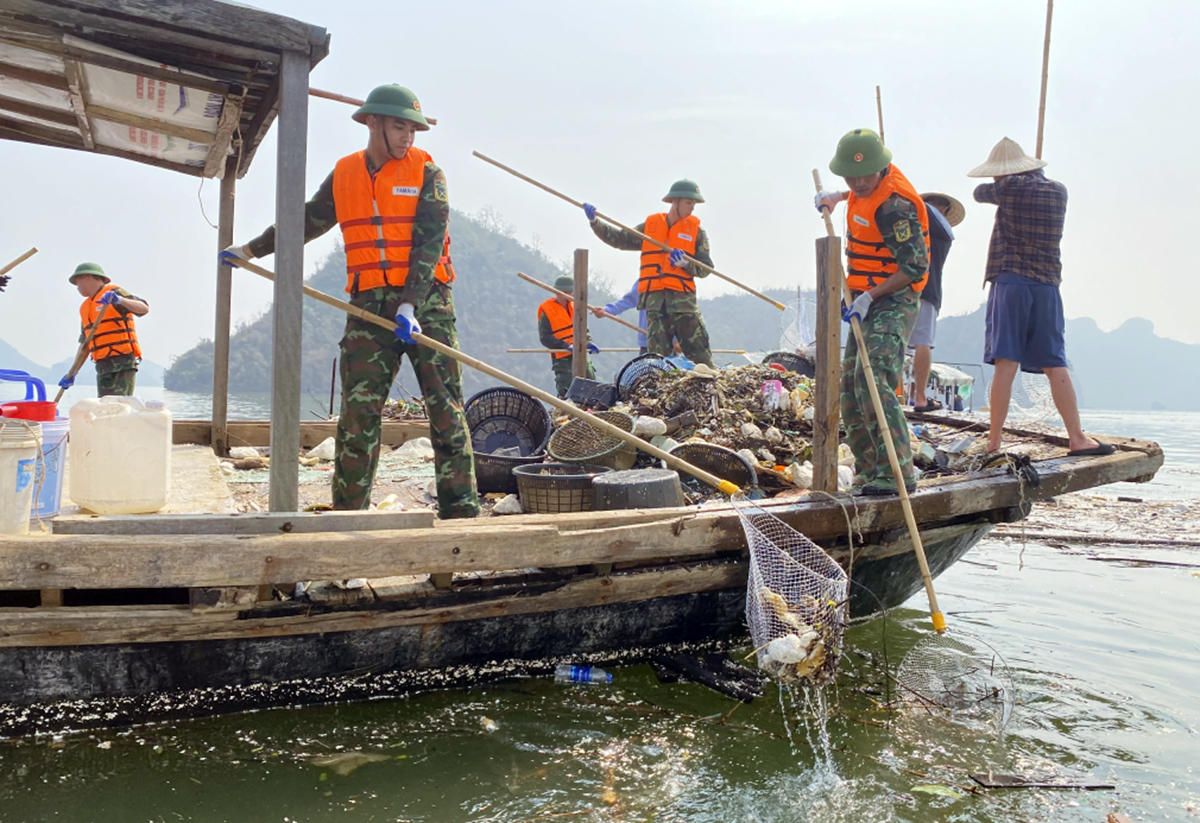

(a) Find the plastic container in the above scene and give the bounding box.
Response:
[31,416,69,519]
[465,387,552,495]
[512,462,612,514]
[592,468,685,511]
[69,396,172,514]
[554,664,612,685]
[0,369,56,422]
[1,421,40,535]
[547,410,637,471]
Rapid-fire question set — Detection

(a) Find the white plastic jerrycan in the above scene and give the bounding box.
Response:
[69,397,172,514]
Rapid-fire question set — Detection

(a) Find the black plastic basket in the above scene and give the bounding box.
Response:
[465,387,553,494]
[668,442,758,492]
[513,462,613,513]
[614,353,678,401]
[762,350,816,378]
[566,377,618,410]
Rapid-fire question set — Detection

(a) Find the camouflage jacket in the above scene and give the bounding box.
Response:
[590,220,714,274]
[246,152,451,307]
[872,193,930,286]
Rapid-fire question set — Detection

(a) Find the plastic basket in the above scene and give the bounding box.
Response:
[513,462,613,513]
[548,410,636,471]
[566,377,618,410]
[614,354,678,401]
[465,387,553,494]
[761,351,815,378]
[669,442,757,492]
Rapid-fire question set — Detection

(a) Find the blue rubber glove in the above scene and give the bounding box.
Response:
[58,374,74,391]
[583,202,597,222]
[219,244,252,267]
[99,290,121,306]
[394,303,421,344]
[586,342,600,355]
[842,292,873,325]
[668,248,685,268]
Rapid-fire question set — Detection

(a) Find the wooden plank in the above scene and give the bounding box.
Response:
[92,142,205,176]
[51,509,436,535]
[62,43,232,97]
[88,103,216,145]
[813,236,842,492]
[0,113,82,147]
[0,94,77,127]
[0,562,746,647]
[428,572,453,590]
[62,58,95,149]
[172,419,429,448]
[201,93,242,178]
[267,49,309,512]
[189,585,256,612]
[210,157,236,456]
[0,58,68,90]
[572,248,588,380]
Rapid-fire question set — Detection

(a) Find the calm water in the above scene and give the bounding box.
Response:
[0,399,1195,821]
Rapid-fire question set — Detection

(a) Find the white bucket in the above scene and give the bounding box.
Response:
[1,421,40,535]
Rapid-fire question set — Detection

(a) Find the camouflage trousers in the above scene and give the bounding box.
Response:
[96,365,136,397]
[639,289,713,367]
[334,284,479,519]
[839,291,919,490]
[550,355,596,399]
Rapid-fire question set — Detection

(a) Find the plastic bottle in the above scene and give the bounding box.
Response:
[554,664,612,684]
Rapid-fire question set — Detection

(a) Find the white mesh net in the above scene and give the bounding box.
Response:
[778,298,816,352]
[736,499,848,686]
[894,630,1015,734]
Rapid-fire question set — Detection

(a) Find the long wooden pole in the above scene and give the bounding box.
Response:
[1035,0,1055,159]
[875,85,885,145]
[474,151,786,311]
[309,87,438,126]
[228,259,741,496]
[507,348,745,354]
[518,272,646,335]
[0,247,37,277]
[812,170,944,633]
[52,303,109,404]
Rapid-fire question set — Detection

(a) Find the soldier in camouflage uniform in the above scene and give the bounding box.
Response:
[60,262,149,398]
[581,181,715,367]
[222,85,478,519]
[815,129,930,495]
[538,274,597,398]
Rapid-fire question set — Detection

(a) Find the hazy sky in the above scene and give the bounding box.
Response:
[2,0,1195,369]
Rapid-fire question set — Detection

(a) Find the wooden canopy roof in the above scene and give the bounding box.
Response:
[0,0,329,178]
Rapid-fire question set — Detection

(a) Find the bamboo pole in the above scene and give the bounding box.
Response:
[506,348,744,354]
[1035,0,1055,159]
[475,151,785,311]
[0,247,37,277]
[518,272,647,335]
[227,259,741,496]
[875,85,885,144]
[53,303,109,404]
[309,87,438,126]
[812,170,944,633]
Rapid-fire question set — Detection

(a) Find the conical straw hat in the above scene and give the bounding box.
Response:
[967,137,1047,178]
[920,192,966,227]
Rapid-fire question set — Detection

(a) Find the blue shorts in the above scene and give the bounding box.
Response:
[984,274,1067,373]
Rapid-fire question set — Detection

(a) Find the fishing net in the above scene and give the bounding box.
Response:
[894,630,1015,734]
[778,297,816,352]
[986,369,1055,422]
[736,497,848,686]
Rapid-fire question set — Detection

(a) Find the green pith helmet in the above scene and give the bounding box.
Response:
[69,262,109,284]
[351,84,430,130]
[554,275,574,293]
[829,128,892,178]
[662,179,705,203]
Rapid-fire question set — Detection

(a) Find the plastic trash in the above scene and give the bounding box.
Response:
[554,664,612,684]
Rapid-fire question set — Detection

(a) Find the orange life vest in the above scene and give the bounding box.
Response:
[538,298,576,360]
[638,213,701,294]
[845,164,930,293]
[80,284,141,362]
[333,148,455,294]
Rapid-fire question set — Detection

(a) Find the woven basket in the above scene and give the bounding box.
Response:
[614,354,678,401]
[547,410,637,471]
[465,387,553,494]
[513,463,612,513]
[669,442,757,491]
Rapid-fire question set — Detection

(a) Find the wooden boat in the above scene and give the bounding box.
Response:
[0,413,1162,736]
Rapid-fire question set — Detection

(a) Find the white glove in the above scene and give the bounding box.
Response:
[394,302,422,344]
[219,244,253,267]
[842,292,873,325]
[814,191,846,214]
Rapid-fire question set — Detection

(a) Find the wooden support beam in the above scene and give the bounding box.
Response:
[0,114,84,148]
[91,141,205,176]
[88,103,216,146]
[267,49,309,512]
[52,509,436,536]
[572,248,588,380]
[211,156,236,456]
[813,236,842,492]
[189,586,256,612]
[62,58,95,149]
[0,59,68,90]
[202,93,243,179]
[60,44,233,97]
[171,419,429,449]
[0,93,76,128]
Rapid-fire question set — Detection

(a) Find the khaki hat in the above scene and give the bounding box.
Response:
[967,137,1047,178]
[69,262,109,284]
[554,275,574,292]
[920,192,966,227]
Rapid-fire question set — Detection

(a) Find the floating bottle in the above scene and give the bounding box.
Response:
[554,664,612,684]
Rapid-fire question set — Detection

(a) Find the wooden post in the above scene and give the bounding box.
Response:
[572,249,588,380]
[268,49,309,513]
[1035,0,1055,159]
[211,156,237,457]
[813,236,843,493]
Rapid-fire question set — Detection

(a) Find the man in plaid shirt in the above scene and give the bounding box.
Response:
[970,137,1112,457]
